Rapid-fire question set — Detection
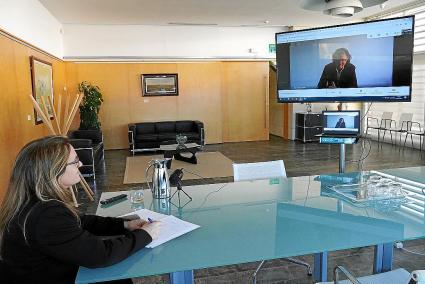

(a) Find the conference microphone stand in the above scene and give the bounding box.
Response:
[170,180,192,201]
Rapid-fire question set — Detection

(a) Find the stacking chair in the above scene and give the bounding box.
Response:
[365,112,393,143]
[387,113,413,146]
[232,160,312,284]
[316,266,411,284]
[404,121,425,151]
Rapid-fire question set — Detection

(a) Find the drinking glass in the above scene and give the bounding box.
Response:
[368,175,382,183]
[367,180,380,197]
[388,182,404,198]
[130,188,144,204]
[375,183,390,198]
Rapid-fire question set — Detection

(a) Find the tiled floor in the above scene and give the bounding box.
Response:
[79,135,425,283]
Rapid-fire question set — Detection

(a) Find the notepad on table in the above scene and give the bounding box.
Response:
[120,209,200,248]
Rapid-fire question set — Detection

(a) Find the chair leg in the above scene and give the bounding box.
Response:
[252,260,265,284]
[389,131,393,145]
[404,133,408,148]
[284,257,313,275]
[411,134,414,148]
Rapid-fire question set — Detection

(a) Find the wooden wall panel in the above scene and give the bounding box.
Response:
[176,63,223,144]
[269,66,284,137]
[66,61,268,149]
[0,34,67,201]
[67,63,132,149]
[127,63,179,123]
[221,62,269,142]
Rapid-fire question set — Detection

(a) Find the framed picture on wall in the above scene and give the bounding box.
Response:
[141,74,178,96]
[30,56,54,124]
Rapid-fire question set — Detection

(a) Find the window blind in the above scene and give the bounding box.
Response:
[363,4,425,148]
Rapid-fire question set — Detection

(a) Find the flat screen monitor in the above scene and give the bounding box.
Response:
[322,110,360,135]
[275,16,414,103]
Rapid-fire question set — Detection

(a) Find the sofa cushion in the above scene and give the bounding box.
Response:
[69,139,92,149]
[135,134,158,142]
[157,132,177,141]
[180,132,199,140]
[155,122,176,133]
[136,123,156,134]
[135,141,160,149]
[69,130,103,144]
[176,121,194,133]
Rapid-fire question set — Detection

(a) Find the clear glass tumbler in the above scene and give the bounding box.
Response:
[129,188,144,204]
[388,182,404,198]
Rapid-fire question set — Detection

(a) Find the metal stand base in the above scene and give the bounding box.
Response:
[339,143,346,173]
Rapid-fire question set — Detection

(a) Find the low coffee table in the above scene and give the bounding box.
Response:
[160,143,202,169]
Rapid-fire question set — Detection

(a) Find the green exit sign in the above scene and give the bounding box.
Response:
[269,44,276,53]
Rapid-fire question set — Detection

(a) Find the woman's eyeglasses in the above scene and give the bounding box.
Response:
[66,157,80,167]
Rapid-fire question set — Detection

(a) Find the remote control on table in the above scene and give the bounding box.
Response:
[100,194,127,205]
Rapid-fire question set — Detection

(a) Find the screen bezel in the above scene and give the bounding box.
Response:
[275,15,415,103]
[322,110,361,135]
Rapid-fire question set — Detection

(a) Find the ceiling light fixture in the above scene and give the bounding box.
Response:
[300,0,388,17]
[324,0,363,17]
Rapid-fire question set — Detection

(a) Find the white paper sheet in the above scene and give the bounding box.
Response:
[120,209,200,248]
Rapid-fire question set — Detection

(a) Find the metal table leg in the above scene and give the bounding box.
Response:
[170,270,194,284]
[314,252,328,282]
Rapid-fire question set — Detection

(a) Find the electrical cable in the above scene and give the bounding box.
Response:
[401,247,425,256]
[360,102,373,123]
[181,168,205,179]
[303,175,311,207]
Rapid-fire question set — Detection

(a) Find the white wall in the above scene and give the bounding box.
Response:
[0,0,63,58]
[63,24,286,59]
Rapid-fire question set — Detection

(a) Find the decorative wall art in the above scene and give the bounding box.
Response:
[141,74,178,96]
[30,56,54,124]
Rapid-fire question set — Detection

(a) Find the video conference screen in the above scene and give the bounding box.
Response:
[275,16,414,103]
[323,111,360,135]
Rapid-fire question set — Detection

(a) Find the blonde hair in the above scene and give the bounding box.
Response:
[0,136,78,256]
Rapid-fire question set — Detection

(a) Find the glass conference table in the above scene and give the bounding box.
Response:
[76,166,425,283]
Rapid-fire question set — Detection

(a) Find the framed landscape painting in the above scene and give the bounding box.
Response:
[30,56,54,124]
[141,74,178,96]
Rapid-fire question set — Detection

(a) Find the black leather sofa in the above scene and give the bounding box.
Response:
[128,120,204,154]
[68,130,104,178]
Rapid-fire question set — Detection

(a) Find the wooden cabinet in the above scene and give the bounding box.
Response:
[295,113,323,142]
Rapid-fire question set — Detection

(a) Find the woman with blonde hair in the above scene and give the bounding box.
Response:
[0,136,160,283]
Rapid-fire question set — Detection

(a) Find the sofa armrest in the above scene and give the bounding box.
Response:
[128,124,136,154]
[193,121,205,145]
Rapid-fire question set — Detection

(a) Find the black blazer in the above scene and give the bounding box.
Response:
[318,62,358,89]
[0,199,152,284]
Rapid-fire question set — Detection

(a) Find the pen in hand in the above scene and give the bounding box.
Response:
[144,218,160,239]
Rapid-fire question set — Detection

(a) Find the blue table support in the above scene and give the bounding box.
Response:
[314,252,328,282]
[170,270,194,284]
[373,243,393,273]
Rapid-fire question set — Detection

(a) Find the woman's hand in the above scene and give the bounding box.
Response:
[141,222,161,239]
[124,219,148,231]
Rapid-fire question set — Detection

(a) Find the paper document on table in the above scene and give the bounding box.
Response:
[120,209,200,248]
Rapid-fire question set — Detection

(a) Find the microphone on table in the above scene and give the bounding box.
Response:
[169,168,192,201]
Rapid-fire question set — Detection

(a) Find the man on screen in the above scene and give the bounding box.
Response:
[318,48,358,89]
[335,118,346,128]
